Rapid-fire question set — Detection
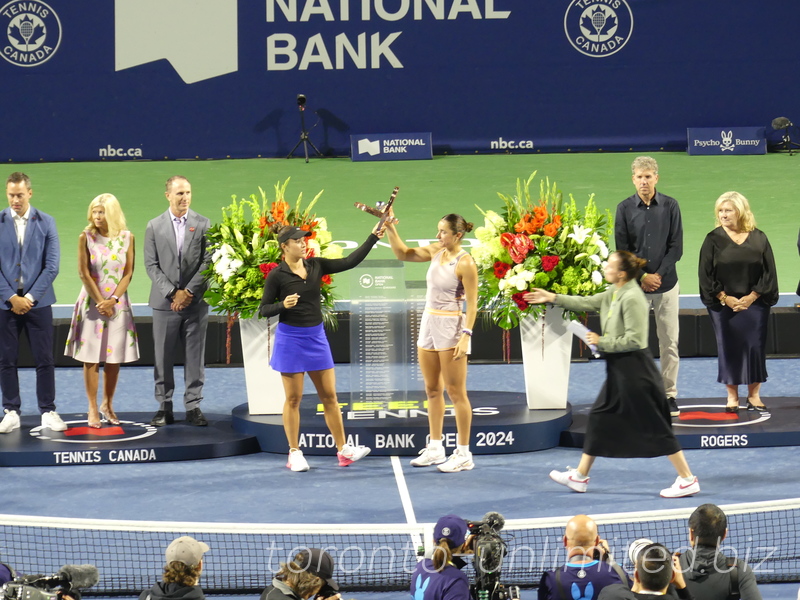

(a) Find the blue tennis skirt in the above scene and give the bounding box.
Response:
[270,322,334,373]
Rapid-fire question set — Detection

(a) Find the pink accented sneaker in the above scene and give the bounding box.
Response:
[337,443,371,466]
[549,467,589,493]
[660,476,700,498]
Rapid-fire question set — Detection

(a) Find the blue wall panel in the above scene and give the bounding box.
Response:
[1,0,798,161]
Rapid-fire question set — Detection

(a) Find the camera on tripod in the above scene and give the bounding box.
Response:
[465,512,519,600]
[1,565,99,600]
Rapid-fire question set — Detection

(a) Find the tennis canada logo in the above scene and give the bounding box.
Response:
[564,0,633,58]
[1,0,62,67]
[31,419,159,464]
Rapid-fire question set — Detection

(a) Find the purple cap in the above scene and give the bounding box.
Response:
[434,515,467,549]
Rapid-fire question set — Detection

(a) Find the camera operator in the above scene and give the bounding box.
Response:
[139,536,209,600]
[261,548,341,600]
[410,515,472,600]
[539,515,630,600]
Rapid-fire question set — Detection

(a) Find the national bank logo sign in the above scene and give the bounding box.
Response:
[564,0,633,58]
[1,0,61,67]
[350,133,433,162]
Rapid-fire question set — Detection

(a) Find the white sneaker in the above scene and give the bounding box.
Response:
[660,476,700,498]
[437,450,475,473]
[0,409,20,433]
[287,449,309,472]
[549,467,589,493]
[410,444,447,467]
[337,443,371,466]
[41,411,67,432]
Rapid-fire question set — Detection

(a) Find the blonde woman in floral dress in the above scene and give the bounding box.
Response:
[65,194,139,428]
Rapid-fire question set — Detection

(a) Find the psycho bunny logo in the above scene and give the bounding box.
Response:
[720,131,735,152]
[564,0,634,58]
[1,0,62,67]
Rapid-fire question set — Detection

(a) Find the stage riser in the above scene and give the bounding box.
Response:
[37,307,800,369]
[231,392,573,456]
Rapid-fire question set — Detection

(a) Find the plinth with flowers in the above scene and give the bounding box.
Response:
[473,172,612,409]
[203,179,343,414]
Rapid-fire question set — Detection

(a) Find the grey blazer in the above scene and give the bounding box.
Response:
[144,209,211,310]
[553,278,649,353]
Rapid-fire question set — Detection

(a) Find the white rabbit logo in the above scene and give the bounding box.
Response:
[721,131,735,152]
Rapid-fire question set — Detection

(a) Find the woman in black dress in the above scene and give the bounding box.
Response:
[699,191,779,413]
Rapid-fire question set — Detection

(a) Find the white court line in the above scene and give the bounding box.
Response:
[392,455,424,554]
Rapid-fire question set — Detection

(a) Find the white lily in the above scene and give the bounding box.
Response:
[591,270,603,286]
[567,224,592,245]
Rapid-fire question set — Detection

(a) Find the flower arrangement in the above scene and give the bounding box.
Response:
[203,179,343,325]
[472,172,613,329]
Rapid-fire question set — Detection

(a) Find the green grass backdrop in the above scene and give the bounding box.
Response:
[11,152,799,305]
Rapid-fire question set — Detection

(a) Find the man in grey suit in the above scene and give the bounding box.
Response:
[144,176,211,427]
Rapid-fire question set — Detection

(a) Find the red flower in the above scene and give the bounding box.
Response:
[321,274,332,285]
[508,234,535,264]
[259,262,279,278]
[493,261,511,279]
[499,232,516,248]
[512,292,529,310]
[541,255,560,272]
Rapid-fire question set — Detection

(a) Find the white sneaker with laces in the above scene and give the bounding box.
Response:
[437,450,475,473]
[549,467,589,493]
[41,411,67,432]
[337,443,371,466]
[660,476,700,498]
[286,449,310,472]
[410,444,447,467]
[0,409,20,433]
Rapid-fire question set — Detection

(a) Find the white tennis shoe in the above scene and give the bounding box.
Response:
[410,445,446,467]
[660,476,700,498]
[549,467,589,493]
[287,449,310,472]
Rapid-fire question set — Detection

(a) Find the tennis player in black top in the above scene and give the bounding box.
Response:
[259,223,382,472]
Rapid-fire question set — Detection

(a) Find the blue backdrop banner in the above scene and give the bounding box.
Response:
[1,0,798,161]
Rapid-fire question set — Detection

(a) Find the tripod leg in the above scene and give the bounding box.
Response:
[303,140,310,163]
[287,138,304,159]
[307,138,324,157]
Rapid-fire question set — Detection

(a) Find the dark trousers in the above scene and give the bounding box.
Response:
[152,305,208,410]
[0,306,56,414]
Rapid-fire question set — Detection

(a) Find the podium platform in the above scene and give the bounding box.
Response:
[232,391,573,455]
[560,397,800,450]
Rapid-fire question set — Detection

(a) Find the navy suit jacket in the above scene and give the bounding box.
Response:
[0,206,59,309]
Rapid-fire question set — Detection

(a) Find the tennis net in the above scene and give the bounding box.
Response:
[1,498,798,595]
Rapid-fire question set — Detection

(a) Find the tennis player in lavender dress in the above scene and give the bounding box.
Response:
[385,213,478,473]
[65,194,139,428]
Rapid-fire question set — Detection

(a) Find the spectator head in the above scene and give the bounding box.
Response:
[635,543,673,593]
[163,536,209,586]
[563,515,600,557]
[688,504,728,548]
[277,548,338,599]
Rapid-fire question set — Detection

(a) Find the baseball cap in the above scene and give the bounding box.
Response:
[296,548,339,591]
[166,536,210,567]
[278,226,312,245]
[434,515,467,549]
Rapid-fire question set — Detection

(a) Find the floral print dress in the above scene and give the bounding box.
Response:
[65,230,139,363]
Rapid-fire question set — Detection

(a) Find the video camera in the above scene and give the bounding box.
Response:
[2,565,99,600]
[466,512,518,600]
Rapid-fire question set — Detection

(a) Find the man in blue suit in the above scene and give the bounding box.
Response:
[144,175,211,427]
[0,172,65,434]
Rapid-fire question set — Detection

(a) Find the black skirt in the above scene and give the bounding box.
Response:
[583,349,682,458]
[707,301,769,385]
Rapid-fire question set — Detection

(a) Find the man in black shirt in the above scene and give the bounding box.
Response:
[599,543,693,600]
[615,157,683,417]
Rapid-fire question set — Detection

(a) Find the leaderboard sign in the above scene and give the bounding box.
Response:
[350,132,433,161]
[687,127,766,156]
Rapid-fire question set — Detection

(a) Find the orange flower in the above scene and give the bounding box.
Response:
[258,215,268,230]
[271,200,289,225]
[300,224,317,240]
[543,223,558,237]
